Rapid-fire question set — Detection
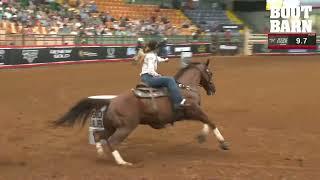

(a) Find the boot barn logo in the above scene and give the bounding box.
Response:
[270,5,313,33]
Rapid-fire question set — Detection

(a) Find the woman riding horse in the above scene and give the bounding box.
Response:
[54,57,230,166]
[140,40,189,111]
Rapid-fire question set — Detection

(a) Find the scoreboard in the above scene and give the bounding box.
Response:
[268,33,317,49]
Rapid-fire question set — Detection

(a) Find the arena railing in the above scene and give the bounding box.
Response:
[0,34,212,46]
[124,0,172,7]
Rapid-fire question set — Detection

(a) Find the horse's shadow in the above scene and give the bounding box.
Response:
[149,143,228,159]
[96,142,228,166]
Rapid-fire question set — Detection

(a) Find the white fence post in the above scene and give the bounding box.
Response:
[243,27,250,55]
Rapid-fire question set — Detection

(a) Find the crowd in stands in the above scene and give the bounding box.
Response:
[0,0,196,35]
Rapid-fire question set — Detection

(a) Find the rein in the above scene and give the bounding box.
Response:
[177,82,198,92]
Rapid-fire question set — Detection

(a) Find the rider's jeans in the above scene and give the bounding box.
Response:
[141,74,183,106]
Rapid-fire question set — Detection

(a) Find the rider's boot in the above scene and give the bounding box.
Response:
[173,99,191,111]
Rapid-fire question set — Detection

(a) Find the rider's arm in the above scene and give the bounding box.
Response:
[157,56,169,63]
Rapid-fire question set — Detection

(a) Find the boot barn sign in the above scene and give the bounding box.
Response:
[270,5,313,33]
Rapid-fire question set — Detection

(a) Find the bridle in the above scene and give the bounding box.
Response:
[177,82,197,92]
[176,65,213,92]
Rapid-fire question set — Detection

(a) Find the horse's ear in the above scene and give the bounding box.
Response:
[205,59,210,66]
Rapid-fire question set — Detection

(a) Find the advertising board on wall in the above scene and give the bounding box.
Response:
[1,43,211,65]
[0,49,5,65]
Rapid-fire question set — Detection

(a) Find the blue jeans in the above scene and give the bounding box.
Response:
[141,74,183,106]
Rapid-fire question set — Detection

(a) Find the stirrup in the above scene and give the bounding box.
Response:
[174,103,191,111]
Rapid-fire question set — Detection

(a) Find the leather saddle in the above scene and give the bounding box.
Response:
[132,82,168,98]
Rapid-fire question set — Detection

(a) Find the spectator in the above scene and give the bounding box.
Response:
[192,29,201,40]
[1,1,198,36]
[48,28,57,34]
[88,1,98,13]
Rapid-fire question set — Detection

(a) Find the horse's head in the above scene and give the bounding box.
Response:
[175,59,216,95]
[197,59,216,96]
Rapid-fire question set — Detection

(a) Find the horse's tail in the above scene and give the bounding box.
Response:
[53,98,111,127]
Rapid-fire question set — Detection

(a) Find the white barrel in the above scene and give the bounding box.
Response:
[180,51,192,68]
[88,127,105,145]
[87,95,116,145]
[88,105,107,145]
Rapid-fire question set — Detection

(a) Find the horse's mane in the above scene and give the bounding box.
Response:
[174,62,202,79]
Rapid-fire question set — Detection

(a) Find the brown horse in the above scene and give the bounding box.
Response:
[54,59,229,166]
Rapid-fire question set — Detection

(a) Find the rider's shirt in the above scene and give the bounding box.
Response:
[140,51,167,77]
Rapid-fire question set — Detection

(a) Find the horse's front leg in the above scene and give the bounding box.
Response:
[192,107,229,150]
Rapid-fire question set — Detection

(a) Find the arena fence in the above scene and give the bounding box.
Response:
[0,42,213,67]
[0,33,243,46]
[0,34,212,46]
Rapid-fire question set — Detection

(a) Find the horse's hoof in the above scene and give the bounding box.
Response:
[96,151,105,158]
[220,141,230,150]
[132,162,144,168]
[119,162,144,168]
[196,134,207,144]
[119,162,133,166]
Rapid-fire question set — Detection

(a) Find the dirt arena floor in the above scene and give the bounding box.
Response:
[1,55,320,180]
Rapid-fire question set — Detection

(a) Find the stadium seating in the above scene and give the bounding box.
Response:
[184,8,232,32]
[95,0,190,30]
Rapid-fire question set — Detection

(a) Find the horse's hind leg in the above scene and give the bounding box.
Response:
[94,127,116,157]
[197,124,210,143]
[106,127,136,166]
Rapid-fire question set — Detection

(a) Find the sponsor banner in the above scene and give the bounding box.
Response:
[48,48,75,61]
[163,45,174,56]
[5,49,44,64]
[0,49,5,65]
[218,44,239,55]
[174,43,211,55]
[105,47,116,58]
[174,46,191,53]
[166,45,174,55]
[158,45,171,58]
[101,46,129,59]
[1,43,212,65]
[219,45,238,50]
[126,47,137,57]
[192,44,210,54]
[77,47,101,60]
[22,49,39,63]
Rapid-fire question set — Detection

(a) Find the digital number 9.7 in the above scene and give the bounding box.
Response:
[296,37,307,45]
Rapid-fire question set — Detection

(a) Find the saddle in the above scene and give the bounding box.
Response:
[132,82,186,125]
[132,82,168,98]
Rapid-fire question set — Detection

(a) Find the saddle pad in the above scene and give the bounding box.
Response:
[132,87,168,98]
